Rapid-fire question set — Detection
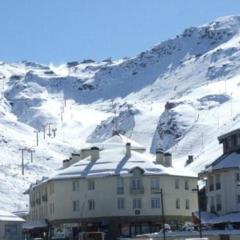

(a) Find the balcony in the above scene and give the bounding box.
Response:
[151,188,161,194]
[130,187,144,194]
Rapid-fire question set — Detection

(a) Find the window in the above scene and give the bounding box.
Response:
[209,176,214,191]
[185,199,190,209]
[117,198,125,209]
[232,135,237,147]
[133,198,142,209]
[151,178,160,192]
[236,194,240,204]
[88,199,95,210]
[210,196,215,212]
[49,182,54,195]
[184,180,189,190]
[176,199,180,209]
[73,200,80,211]
[225,139,229,151]
[216,174,221,190]
[72,180,80,191]
[216,194,222,211]
[236,172,240,182]
[88,179,95,190]
[117,177,124,194]
[49,202,54,215]
[131,178,142,190]
[175,179,179,189]
[151,198,160,208]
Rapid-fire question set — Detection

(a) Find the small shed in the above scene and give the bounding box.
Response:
[0,210,25,240]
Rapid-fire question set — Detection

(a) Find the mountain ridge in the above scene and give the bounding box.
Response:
[1,15,240,211]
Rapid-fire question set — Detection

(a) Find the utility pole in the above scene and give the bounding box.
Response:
[160,189,166,240]
[48,124,52,137]
[192,185,202,238]
[42,125,47,139]
[52,128,57,138]
[19,148,26,175]
[60,107,64,122]
[28,149,35,163]
[34,130,39,146]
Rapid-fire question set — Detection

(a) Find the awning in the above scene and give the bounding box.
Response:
[23,219,48,230]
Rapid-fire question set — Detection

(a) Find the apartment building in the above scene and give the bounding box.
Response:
[26,134,198,239]
[199,129,240,225]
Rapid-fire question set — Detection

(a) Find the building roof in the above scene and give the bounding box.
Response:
[23,219,48,230]
[194,211,240,224]
[205,151,240,173]
[218,129,240,143]
[49,148,196,181]
[0,210,25,222]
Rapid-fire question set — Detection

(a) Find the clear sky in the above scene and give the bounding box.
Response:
[0,0,240,63]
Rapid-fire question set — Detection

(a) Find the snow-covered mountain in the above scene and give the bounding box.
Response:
[1,15,240,211]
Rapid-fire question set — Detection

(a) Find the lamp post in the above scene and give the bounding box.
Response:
[192,185,202,238]
[160,188,166,240]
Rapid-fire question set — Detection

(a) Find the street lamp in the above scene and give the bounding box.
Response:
[159,188,166,240]
[192,185,202,238]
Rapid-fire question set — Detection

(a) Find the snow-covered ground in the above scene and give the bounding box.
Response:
[1,15,240,211]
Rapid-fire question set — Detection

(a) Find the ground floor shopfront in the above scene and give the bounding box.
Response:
[50,215,192,240]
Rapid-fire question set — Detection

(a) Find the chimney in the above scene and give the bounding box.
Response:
[63,159,70,169]
[70,153,81,165]
[188,155,193,163]
[164,152,172,167]
[90,147,100,161]
[126,142,131,157]
[156,149,164,165]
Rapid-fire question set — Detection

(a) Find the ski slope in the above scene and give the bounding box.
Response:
[1,15,240,211]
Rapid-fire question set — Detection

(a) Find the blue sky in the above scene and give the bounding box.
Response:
[0,0,240,63]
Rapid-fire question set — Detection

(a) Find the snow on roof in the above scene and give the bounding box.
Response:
[0,210,25,222]
[194,211,240,224]
[209,212,240,224]
[206,152,240,172]
[218,128,240,143]
[50,148,196,180]
[95,134,146,151]
[23,219,48,230]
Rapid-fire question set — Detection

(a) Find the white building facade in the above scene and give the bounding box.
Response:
[27,135,198,239]
[200,129,240,217]
[0,210,25,240]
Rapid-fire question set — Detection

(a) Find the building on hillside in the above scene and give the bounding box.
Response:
[199,129,240,228]
[25,134,198,240]
[0,210,25,240]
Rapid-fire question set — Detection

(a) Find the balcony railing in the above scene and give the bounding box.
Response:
[151,188,161,194]
[130,187,144,194]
